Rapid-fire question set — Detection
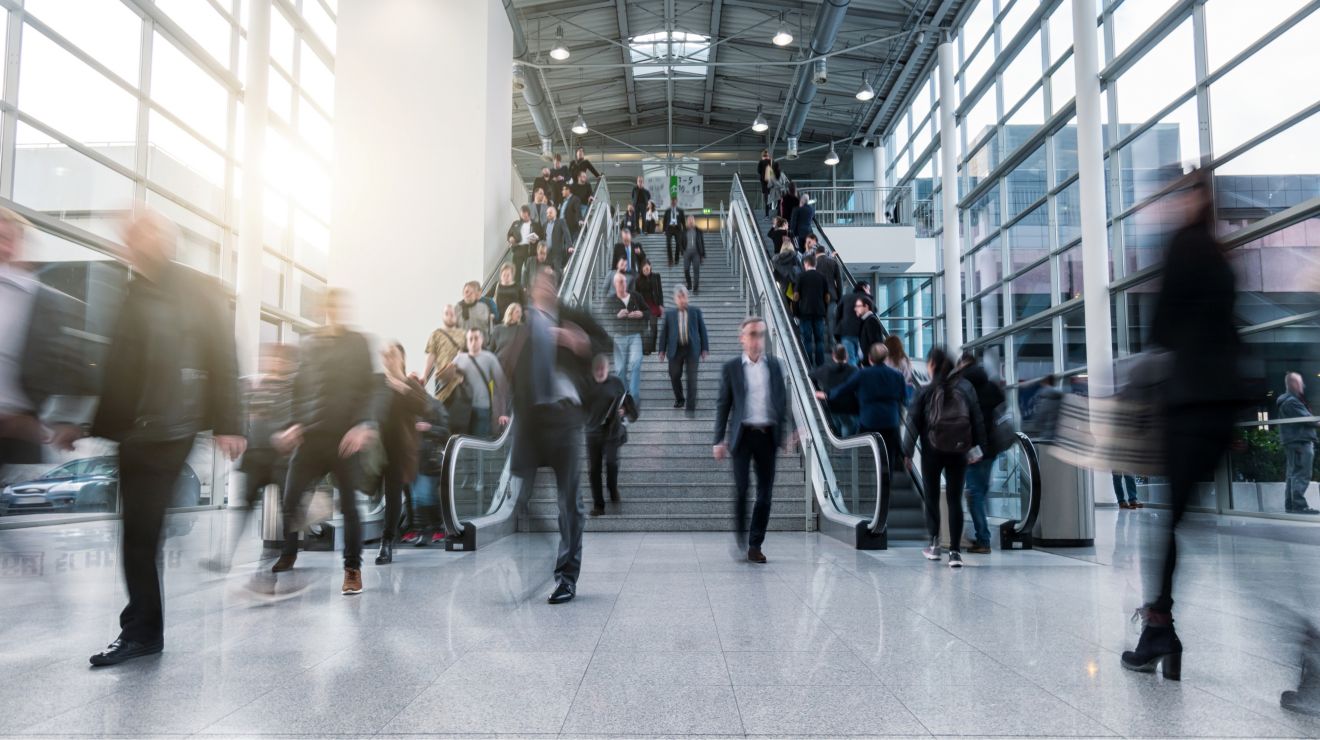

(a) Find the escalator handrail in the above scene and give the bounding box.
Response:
[728,176,891,536]
[439,177,614,542]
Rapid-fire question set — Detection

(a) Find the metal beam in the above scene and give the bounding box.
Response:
[859,0,956,140]
[701,0,724,125]
[614,0,639,126]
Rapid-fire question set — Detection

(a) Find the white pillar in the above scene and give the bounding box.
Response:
[234,0,270,376]
[873,144,886,223]
[937,39,963,354]
[330,0,513,367]
[1072,0,1114,394]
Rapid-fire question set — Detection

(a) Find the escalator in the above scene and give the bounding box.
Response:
[439,177,615,551]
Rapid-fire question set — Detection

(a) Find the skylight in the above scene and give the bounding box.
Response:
[629,30,710,78]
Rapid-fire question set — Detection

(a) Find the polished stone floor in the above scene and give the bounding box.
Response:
[3,507,1320,738]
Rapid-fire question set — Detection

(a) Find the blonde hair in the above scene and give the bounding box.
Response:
[503,302,523,325]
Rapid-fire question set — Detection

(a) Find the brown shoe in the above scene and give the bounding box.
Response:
[747,547,767,564]
[1117,502,1132,510]
[271,553,297,573]
[968,543,992,555]
[342,568,363,595]
[1132,501,1145,508]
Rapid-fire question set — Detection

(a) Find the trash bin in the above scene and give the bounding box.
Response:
[1030,443,1095,546]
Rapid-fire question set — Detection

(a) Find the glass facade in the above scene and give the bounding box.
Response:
[0,0,337,524]
[880,0,1320,519]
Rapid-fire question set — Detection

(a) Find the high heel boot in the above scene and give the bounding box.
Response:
[375,538,394,565]
[1121,607,1182,680]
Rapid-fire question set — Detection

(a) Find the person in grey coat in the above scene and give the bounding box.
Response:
[1279,372,1320,514]
[680,215,707,293]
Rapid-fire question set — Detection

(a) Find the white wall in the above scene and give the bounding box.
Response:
[330,0,513,369]
[826,225,919,271]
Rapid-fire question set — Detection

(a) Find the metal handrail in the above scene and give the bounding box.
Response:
[728,175,890,548]
[439,177,615,551]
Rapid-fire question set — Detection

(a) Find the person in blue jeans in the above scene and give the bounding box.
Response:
[793,255,831,368]
[407,397,450,547]
[1113,473,1142,509]
[606,272,647,402]
[957,351,1006,555]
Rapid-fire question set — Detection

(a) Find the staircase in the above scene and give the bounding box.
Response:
[748,207,928,543]
[520,229,810,532]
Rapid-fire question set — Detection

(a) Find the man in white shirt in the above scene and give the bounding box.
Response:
[713,317,791,564]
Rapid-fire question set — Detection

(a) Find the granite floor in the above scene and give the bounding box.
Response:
[2,506,1320,738]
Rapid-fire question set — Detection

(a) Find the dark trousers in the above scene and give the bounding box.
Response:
[669,349,699,411]
[222,449,287,560]
[1149,406,1235,613]
[1113,473,1138,504]
[586,432,621,508]
[381,459,405,541]
[517,404,585,588]
[683,252,701,292]
[799,316,827,368]
[920,447,968,552]
[281,433,364,569]
[117,436,194,643]
[733,427,777,549]
[665,228,681,264]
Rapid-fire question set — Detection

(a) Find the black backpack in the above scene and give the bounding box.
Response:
[926,381,973,454]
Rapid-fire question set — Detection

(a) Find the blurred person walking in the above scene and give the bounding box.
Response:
[1122,171,1244,680]
[0,208,90,469]
[407,396,450,547]
[714,317,791,564]
[756,149,780,218]
[1279,372,1319,515]
[658,286,709,415]
[374,343,429,565]
[201,343,296,573]
[584,354,629,516]
[271,288,378,597]
[86,210,245,666]
[509,267,611,604]
[1113,473,1141,509]
[903,347,986,569]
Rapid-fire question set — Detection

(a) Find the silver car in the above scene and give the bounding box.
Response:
[0,456,202,516]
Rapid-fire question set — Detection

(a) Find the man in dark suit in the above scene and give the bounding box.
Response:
[611,228,646,276]
[789,193,815,245]
[0,209,92,468]
[508,205,546,280]
[714,317,791,564]
[657,286,709,414]
[663,201,685,266]
[794,255,831,368]
[543,205,572,271]
[836,280,872,366]
[680,215,706,293]
[549,153,570,205]
[561,184,583,242]
[84,211,245,666]
[855,298,886,366]
[509,266,612,604]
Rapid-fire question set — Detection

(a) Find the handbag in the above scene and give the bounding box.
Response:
[444,382,474,435]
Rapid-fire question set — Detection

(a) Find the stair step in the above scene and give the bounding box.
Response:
[519,513,807,532]
[527,500,808,517]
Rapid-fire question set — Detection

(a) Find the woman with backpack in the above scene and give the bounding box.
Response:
[903,347,986,568]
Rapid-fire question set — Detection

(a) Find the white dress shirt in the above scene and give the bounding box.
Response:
[0,264,38,414]
[741,354,772,426]
[520,221,534,245]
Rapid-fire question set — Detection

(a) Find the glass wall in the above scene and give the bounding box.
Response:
[1,0,337,524]
[881,0,1320,519]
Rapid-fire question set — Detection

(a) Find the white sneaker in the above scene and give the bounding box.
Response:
[948,551,964,568]
[922,540,941,561]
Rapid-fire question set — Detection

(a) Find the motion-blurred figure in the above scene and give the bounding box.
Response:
[271,288,377,597]
[1278,372,1319,515]
[510,267,612,604]
[87,210,245,666]
[0,208,90,467]
[374,342,428,565]
[201,343,296,573]
[1122,171,1243,681]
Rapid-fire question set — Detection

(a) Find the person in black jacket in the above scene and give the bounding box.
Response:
[490,262,526,320]
[508,206,545,279]
[86,211,245,666]
[373,342,429,566]
[836,281,872,365]
[568,146,600,184]
[549,152,569,204]
[663,201,686,265]
[766,217,791,260]
[561,184,584,242]
[794,255,831,367]
[1122,171,1244,682]
[903,347,986,569]
[634,260,664,355]
[854,298,886,366]
[271,288,379,597]
[680,215,706,293]
[408,396,450,547]
[956,351,1006,555]
[629,176,650,234]
[811,345,858,437]
[510,266,613,604]
[789,193,815,246]
[611,228,647,276]
[756,150,781,217]
[583,354,628,516]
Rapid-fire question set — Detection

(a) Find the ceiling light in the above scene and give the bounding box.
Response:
[571,107,588,135]
[772,16,793,47]
[550,26,570,61]
[824,145,840,166]
[855,78,875,101]
[751,104,768,133]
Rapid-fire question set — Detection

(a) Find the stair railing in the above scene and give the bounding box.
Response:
[440,176,615,551]
[727,175,892,549]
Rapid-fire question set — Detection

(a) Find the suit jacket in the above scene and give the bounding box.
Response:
[658,306,709,361]
[509,302,613,473]
[858,313,886,363]
[91,263,241,444]
[543,218,571,267]
[679,227,706,259]
[714,355,789,451]
[663,207,685,232]
[789,203,815,239]
[829,364,906,431]
[612,241,647,271]
[630,186,651,207]
[815,253,842,300]
[562,194,583,229]
[507,218,545,246]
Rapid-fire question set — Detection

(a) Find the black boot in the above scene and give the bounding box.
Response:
[375,538,394,565]
[1282,624,1320,716]
[1121,607,1182,680]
